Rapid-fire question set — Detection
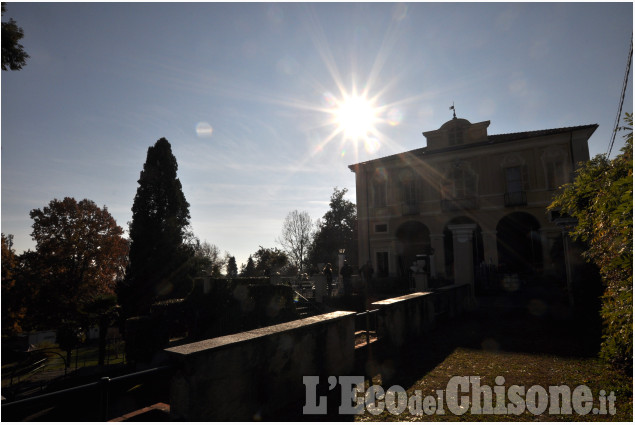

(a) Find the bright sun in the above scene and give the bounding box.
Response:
[333,94,379,142]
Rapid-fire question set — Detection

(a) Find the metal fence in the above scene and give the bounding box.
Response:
[1,365,172,421]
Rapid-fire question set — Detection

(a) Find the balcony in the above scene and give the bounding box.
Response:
[504,191,527,207]
[441,197,479,212]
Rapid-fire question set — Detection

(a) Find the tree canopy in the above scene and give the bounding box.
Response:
[2,233,26,334]
[9,198,128,330]
[277,210,313,273]
[253,246,288,275]
[549,113,633,371]
[308,187,358,267]
[2,3,29,71]
[121,137,194,317]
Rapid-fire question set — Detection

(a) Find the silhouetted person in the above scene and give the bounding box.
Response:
[340,260,353,297]
[360,260,373,285]
[323,263,333,297]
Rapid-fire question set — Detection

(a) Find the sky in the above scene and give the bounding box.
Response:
[1,1,633,269]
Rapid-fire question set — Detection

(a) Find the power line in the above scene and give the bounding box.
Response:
[607,33,633,157]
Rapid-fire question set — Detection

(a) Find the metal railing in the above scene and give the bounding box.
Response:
[441,197,479,212]
[504,191,527,207]
[402,202,419,216]
[355,309,380,346]
[1,365,172,421]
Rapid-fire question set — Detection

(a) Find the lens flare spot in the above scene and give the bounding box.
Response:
[364,137,381,154]
[196,122,213,138]
[387,107,403,126]
[322,91,337,108]
[375,166,387,180]
[341,149,347,157]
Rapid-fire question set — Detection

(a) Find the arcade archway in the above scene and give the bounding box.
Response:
[496,212,542,274]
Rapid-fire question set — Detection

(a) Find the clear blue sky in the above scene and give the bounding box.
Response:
[2,2,633,269]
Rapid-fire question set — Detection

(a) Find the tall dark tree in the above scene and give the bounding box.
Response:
[241,255,257,277]
[121,138,193,317]
[2,3,29,71]
[226,255,238,277]
[308,187,358,268]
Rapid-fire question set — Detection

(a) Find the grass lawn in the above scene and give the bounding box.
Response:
[355,285,633,422]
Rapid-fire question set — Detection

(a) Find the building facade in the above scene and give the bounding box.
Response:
[348,116,597,290]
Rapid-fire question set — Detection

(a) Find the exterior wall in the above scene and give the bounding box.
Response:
[350,119,596,282]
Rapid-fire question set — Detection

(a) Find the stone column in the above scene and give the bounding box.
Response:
[448,223,477,299]
[430,233,445,279]
[481,230,498,268]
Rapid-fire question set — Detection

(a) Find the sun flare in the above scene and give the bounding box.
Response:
[334,94,379,141]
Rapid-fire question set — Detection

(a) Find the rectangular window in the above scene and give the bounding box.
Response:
[374,181,387,207]
[375,224,388,233]
[376,251,389,278]
[546,160,566,189]
[403,180,416,205]
[505,166,523,193]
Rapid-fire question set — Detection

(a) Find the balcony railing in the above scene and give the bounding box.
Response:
[504,191,527,207]
[402,202,419,216]
[441,197,479,212]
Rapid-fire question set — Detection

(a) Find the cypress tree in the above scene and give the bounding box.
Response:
[121,138,193,317]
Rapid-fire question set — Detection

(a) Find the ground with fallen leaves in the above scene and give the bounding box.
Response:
[355,284,632,422]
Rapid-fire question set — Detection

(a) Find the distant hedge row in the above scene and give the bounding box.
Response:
[124,279,298,363]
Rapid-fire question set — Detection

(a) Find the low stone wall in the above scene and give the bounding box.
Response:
[371,292,436,347]
[371,283,471,348]
[165,311,356,421]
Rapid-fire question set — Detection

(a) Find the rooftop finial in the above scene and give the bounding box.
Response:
[449,102,457,119]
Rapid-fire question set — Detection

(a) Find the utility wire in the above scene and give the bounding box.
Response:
[607,33,633,157]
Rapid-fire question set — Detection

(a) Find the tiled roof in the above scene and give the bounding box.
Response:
[486,124,598,143]
[349,123,598,168]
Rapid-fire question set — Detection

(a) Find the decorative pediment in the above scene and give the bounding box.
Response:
[423,117,490,150]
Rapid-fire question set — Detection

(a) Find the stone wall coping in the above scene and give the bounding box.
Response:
[435,283,471,291]
[371,292,434,306]
[165,310,356,357]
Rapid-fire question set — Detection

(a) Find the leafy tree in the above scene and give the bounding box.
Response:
[240,255,257,277]
[549,113,633,371]
[253,246,288,276]
[308,187,358,268]
[225,254,238,277]
[26,198,128,329]
[2,3,29,71]
[277,210,313,273]
[2,233,26,334]
[192,240,225,277]
[121,138,194,317]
